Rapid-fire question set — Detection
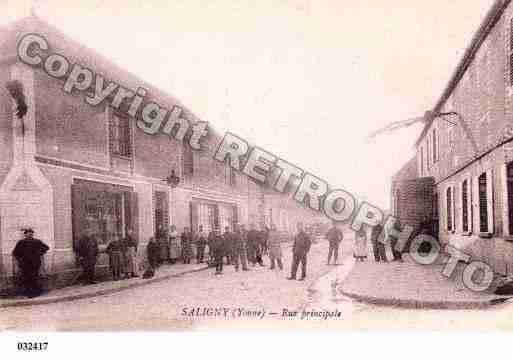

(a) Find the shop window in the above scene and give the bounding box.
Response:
[190,201,236,233]
[71,180,136,250]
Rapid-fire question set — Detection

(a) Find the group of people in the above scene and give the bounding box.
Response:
[199,221,313,281]
[351,222,405,263]
[146,223,273,275]
[9,220,319,298]
[77,227,139,284]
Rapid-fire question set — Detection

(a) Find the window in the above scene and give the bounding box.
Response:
[230,167,236,186]
[432,128,438,163]
[433,191,439,235]
[426,134,431,171]
[225,166,236,186]
[479,173,489,232]
[394,189,401,218]
[462,180,468,232]
[183,144,194,176]
[510,18,513,86]
[448,126,455,151]
[420,147,424,176]
[109,113,132,157]
[507,163,513,235]
[446,187,453,231]
[71,180,136,249]
[154,191,169,237]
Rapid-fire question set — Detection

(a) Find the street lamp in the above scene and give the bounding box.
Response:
[163,169,180,188]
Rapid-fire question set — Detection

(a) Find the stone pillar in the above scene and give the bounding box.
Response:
[0,63,54,279]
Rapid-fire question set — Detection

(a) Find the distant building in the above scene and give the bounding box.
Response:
[392,0,513,275]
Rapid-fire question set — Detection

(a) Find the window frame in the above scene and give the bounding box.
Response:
[109,111,133,159]
[509,18,513,87]
[446,187,453,232]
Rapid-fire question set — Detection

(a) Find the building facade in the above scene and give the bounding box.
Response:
[0,16,282,289]
[392,0,513,275]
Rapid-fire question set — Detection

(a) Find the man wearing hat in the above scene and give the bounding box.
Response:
[12,228,50,298]
[212,227,225,275]
[77,227,100,285]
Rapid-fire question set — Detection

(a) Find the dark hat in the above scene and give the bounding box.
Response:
[22,227,34,234]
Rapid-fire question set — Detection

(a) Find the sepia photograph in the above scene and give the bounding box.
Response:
[1,0,513,354]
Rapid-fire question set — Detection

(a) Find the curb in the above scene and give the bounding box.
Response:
[0,265,209,309]
[338,288,512,310]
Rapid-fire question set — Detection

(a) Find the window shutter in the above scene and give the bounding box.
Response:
[130,191,139,242]
[455,183,461,232]
[183,146,194,176]
[510,18,513,85]
[473,176,480,233]
[486,169,494,234]
[501,164,510,236]
[426,135,430,169]
[232,205,238,229]
[190,202,198,231]
[108,116,116,154]
[466,178,473,233]
[452,185,457,232]
[446,187,451,231]
[213,204,219,229]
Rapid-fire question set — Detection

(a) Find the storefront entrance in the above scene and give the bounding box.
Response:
[71,179,137,250]
[190,199,237,233]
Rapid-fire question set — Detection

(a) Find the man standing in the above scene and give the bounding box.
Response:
[77,228,99,285]
[196,225,207,263]
[212,227,225,275]
[371,224,387,263]
[385,219,403,262]
[123,228,139,278]
[181,227,193,264]
[288,222,311,281]
[147,237,159,270]
[232,224,249,272]
[268,223,283,270]
[247,224,264,266]
[12,228,50,298]
[326,222,343,265]
[223,226,234,265]
[258,224,269,259]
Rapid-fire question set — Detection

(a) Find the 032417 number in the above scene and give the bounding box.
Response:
[17,342,48,351]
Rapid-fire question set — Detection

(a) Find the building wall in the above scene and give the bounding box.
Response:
[408,3,513,275]
[0,17,261,288]
[391,177,434,233]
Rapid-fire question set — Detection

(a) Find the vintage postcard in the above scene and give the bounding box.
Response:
[1,0,513,342]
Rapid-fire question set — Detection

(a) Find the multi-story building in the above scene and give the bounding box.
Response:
[0,15,306,289]
[392,0,513,275]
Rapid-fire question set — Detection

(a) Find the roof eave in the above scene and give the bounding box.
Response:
[414,0,511,147]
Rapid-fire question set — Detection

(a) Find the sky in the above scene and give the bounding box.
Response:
[0,0,495,208]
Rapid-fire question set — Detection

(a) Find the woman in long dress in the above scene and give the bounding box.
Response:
[168,225,180,263]
[353,227,368,262]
